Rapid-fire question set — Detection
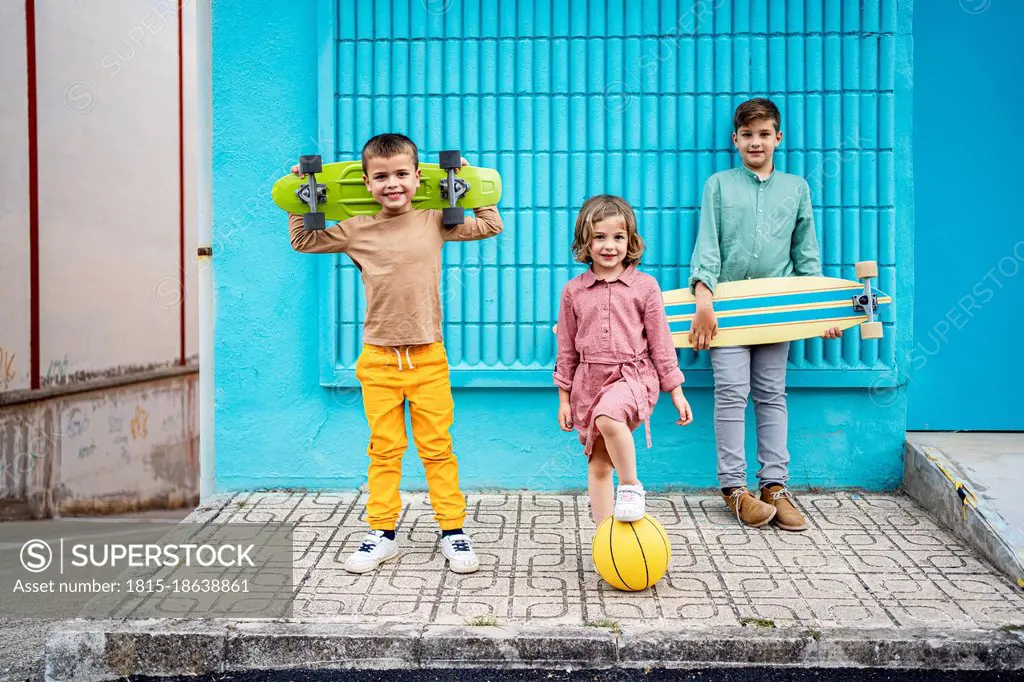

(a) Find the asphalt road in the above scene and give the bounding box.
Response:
[127,668,1024,682]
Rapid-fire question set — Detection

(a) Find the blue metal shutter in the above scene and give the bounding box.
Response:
[322,0,903,388]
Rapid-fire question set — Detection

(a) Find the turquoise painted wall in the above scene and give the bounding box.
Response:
[212,0,913,493]
[908,1,1024,431]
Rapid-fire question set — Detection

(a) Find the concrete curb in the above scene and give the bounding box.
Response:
[45,620,1024,681]
[903,440,1024,587]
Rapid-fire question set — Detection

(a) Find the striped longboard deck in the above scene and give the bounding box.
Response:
[663,276,892,349]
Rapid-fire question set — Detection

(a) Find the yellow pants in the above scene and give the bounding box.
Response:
[355,341,466,531]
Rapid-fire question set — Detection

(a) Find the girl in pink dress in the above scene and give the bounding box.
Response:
[554,195,693,525]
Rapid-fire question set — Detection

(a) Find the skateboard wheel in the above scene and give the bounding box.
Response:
[860,321,883,340]
[299,155,322,174]
[303,212,326,231]
[442,206,464,227]
[438,150,462,170]
[552,324,558,335]
[855,260,878,280]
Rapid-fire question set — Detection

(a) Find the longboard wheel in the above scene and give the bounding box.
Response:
[438,150,462,170]
[860,321,883,339]
[299,155,323,174]
[303,212,326,230]
[442,206,464,227]
[855,260,878,280]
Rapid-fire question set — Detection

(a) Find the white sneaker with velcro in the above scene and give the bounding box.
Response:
[614,483,646,522]
[440,532,480,574]
[343,530,399,574]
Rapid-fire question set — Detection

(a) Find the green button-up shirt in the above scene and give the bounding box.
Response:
[688,166,821,294]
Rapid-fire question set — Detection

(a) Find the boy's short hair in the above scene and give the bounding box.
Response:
[361,133,419,174]
[733,98,781,132]
[571,195,645,266]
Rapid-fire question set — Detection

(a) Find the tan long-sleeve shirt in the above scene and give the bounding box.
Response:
[289,207,503,346]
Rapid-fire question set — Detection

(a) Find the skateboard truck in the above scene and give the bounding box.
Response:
[296,182,327,206]
[852,293,879,313]
[297,155,325,230]
[853,261,883,340]
[438,150,468,227]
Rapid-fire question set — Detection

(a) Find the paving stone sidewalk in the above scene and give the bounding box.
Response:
[44,490,1024,680]
[199,490,1024,629]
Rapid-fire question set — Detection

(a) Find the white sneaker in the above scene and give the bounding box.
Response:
[614,483,646,522]
[440,532,480,574]
[343,530,399,574]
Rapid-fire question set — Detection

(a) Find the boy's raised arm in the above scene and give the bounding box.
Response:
[288,213,350,254]
[441,205,504,242]
[790,180,822,277]
[688,177,722,294]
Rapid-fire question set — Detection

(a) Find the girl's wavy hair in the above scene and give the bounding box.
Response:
[571,195,645,265]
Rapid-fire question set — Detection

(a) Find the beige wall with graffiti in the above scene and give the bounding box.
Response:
[0,0,199,393]
[1,373,198,518]
[0,1,202,517]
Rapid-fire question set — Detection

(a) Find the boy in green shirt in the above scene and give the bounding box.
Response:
[688,98,841,531]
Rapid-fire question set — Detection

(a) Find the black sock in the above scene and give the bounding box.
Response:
[381,530,396,541]
[761,482,783,490]
[721,487,737,496]
[441,528,463,538]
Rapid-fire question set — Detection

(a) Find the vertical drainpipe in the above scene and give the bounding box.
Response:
[193,0,215,502]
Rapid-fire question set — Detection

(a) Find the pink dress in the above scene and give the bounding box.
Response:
[553,263,685,457]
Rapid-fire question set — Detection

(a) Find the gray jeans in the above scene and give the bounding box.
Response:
[710,342,790,489]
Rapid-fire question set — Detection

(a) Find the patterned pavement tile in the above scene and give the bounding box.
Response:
[189,491,1024,630]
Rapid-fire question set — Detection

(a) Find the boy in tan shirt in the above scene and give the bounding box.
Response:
[289,133,503,574]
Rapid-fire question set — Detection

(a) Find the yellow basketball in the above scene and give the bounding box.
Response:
[591,514,671,591]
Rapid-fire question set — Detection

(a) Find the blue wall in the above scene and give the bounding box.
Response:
[212,0,913,493]
[908,1,1024,431]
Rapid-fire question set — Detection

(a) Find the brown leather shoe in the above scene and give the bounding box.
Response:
[723,488,777,528]
[760,484,807,531]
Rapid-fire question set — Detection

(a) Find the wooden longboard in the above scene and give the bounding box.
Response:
[271,159,502,221]
[663,274,891,349]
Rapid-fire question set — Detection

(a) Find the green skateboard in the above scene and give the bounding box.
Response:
[271,150,502,229]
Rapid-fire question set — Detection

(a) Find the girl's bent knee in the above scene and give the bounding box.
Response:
[594,415,625,435]
[589,456,614,475]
